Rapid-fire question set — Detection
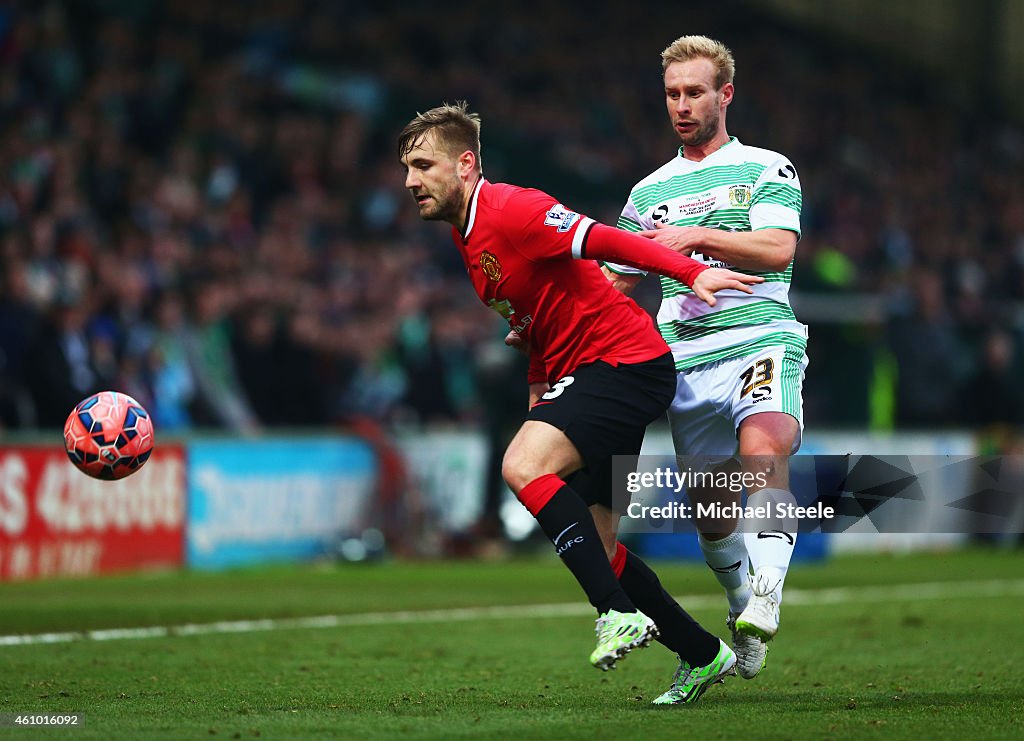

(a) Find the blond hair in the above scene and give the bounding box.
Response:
[661,35,735,89]
[398,101,482,172]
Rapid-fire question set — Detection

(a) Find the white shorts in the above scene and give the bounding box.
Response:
[669,344,808,460]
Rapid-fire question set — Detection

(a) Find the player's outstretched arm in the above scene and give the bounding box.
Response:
[691,268,763,307]
[640,224,796,273]
[582,223,763,302]
[583,223,706,286]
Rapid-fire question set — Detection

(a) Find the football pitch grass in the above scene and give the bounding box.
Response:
[0,550,1021,739]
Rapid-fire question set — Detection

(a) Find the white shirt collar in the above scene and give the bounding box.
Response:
[463,178,486,238]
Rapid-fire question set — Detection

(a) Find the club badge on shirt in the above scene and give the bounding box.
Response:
[480,251,502,281]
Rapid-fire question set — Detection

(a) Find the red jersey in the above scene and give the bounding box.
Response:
[453,180,669,384]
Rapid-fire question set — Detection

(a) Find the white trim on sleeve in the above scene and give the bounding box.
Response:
[570,217,596,259]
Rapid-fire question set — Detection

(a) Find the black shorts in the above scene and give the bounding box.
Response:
[528,352,675,507]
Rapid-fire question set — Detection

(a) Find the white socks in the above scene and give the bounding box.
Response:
[698,528,751,615]
[699,489,799,609]
[743,487,798,603]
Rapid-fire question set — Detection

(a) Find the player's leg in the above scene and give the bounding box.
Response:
[671,357,781,679]
[684,463,768,680]
[589,501,722,663]
[735,411,800,642]
[603,518,736,703]
[668,370,753,619]
[688,474,752,613]
[574,454,735,704]
[731,344,808,644]
[504,357,675,670]
[572,462,711,650]
[502,419,639,621]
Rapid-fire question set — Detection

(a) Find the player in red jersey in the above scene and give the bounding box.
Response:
[398,102,761,702]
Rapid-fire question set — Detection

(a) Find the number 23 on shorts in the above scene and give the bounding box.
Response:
[739,358,773,399]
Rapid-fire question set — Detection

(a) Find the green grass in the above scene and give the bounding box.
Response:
[0,550,1021,739]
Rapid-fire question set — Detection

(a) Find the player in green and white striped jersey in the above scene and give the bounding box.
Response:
[606,35,808,688]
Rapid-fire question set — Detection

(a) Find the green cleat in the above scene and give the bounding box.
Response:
[651,639,737,705]
[589,609,659,671]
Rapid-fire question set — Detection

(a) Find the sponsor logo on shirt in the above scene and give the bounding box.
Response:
[778,164,797,180]
[488,298,513,319]
[512,315,532,333]
[544,204,581,233]
[487,298,532,333]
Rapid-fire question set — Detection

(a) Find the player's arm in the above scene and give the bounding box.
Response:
[639,225,796,272]
[510,333,550,408]
[642,155,802,272]
[504,189,759,304]
[601,198,648,295]
[505,330,529,355]
[528,382,550,409]
[526,351,550,409]
[581,223,763,307]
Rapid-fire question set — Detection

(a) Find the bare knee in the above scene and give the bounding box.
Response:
[738,413,798,458]
[501,448,548,494]
[501,421,583,494]
[741,441,791,457]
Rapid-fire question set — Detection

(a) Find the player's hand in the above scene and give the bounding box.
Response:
[505,330,530,356]
[528,382,550,409]
[600,265,642,295]
[691,268,764,307]
[638,223,705,255]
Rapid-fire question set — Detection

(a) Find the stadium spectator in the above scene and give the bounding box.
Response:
[22,294,105,426]
[962,329,1024,430]
[887,269,969,427]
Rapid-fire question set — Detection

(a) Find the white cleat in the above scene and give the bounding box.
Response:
[728,613,767,679]
[735,574,781,643]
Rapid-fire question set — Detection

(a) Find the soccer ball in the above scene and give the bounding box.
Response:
[63,391,155,480]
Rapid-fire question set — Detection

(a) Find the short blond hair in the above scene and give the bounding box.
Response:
[398,101,482,173]
[661,35,735,89]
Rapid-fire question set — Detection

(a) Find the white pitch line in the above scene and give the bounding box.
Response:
[1,578,1023,649]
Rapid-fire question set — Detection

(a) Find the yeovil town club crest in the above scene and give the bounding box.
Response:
[728,185,752,207]
[480,251,502,281]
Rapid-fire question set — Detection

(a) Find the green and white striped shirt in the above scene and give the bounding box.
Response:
[609,138,806,370]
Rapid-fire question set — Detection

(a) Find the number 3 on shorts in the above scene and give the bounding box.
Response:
[542,376,575,400]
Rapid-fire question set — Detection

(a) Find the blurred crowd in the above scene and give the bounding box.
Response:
[2,0,1024,435]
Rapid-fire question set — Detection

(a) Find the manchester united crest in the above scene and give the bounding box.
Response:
[480,251,502,282]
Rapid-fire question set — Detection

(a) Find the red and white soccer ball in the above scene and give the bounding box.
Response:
[63,391,155,480]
